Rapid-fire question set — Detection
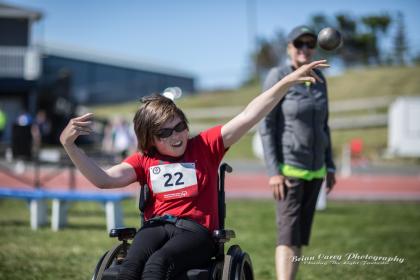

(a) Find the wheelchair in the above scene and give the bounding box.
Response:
[92,163,254,280]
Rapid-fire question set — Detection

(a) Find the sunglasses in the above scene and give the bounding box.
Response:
[293,40,317,49]
[156,121,188,138]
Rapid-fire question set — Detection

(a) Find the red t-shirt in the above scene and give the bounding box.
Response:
[124,125,226,231]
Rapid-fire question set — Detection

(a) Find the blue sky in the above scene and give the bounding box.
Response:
[5,0,420,89]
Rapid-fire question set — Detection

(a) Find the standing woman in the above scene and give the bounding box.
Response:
[258,26,336,280]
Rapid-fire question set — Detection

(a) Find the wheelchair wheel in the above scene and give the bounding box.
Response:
[210,260,224,279]
[92,251,109,280]
[223,245,254,280]
[236,252,253,280]
[92,243,127,280]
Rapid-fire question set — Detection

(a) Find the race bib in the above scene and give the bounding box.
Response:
[149,163,198,201]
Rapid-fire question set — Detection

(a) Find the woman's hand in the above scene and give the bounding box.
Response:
[284,60,329,85]
[269,175,286,200]
[60,113,94,146]
[326,172,336,194]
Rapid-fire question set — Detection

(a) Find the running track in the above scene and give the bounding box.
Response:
[1,166,420,201]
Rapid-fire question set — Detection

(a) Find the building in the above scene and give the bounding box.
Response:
[41,44,195,105]
[0,2,195,145]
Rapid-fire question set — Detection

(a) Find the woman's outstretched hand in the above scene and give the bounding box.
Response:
[60,113,94,146]
[285,60,329,85]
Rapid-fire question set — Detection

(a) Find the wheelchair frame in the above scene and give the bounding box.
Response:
[92,163,254,280]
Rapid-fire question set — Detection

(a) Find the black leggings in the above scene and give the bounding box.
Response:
[117,222,216,280]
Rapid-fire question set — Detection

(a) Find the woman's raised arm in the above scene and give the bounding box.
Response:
[221,60,328,148]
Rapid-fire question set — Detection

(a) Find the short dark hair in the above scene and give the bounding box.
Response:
[133,94,189,154]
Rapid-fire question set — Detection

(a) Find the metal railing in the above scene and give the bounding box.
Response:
[0,46,41,80]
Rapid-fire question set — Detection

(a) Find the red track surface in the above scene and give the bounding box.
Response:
[225,173,420,201]
[1,167,420,201]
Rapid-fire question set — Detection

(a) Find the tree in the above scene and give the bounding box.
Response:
[413,53,420,66]
[254,38,278,75]
[309,13,331,33]
[335,13,362,67]
[247,11,400,83]
[252,32,288,78]
[393,12,408,65]
[270,31,288,67]
[361,14,391,64]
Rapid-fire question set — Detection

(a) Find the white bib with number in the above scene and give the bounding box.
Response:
[149,162,198,201]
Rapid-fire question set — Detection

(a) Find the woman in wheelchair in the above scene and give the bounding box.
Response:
[60,60,328,280]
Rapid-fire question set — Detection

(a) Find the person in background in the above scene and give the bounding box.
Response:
[258,26,336,280]
[112,118,136,159]
[102,117,137,161]
[0,106,6,142]
[32,110,52,149]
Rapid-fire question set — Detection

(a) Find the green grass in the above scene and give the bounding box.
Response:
[327,66,420,101]
[224,133,255,160]
[229,201,420,280]
[1,199,419,279]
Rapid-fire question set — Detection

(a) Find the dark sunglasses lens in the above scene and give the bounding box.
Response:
[293,40,303,48]
[157,122,187,138]
[293,40,316,49]
[157,128,172,138]
[174,121,187,132]
[307,40,316,49]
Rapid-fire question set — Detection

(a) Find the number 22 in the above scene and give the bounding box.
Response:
[163,172,184,187]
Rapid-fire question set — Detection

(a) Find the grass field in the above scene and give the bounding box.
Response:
[0,199,419,279]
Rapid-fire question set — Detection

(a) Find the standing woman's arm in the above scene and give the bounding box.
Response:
[221,60,328,148]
